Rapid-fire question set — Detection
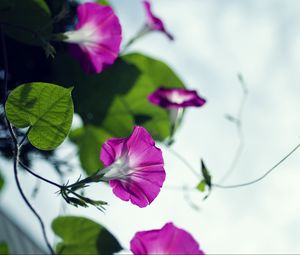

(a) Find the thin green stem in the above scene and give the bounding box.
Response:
[65,174,98,190]
[121,25,151,54]
[165,143,300,191]
[163,145,201,179]
[218,73,248,183]
[214,143,300,189]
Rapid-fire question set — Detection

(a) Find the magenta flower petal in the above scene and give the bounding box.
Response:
[148,88,206,109]
[100,126,166,208]
[64,2,122,74]
[130,222,205,254]
[143,0,174,40]
[100,137,127,166]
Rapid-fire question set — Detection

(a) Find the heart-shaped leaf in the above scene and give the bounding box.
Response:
[52,216,122,255]
[5,82,74,150]
[52,52,185,141]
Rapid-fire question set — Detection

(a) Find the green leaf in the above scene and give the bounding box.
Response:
[0,172,4,192]
[0,0,53,46]
[5,82,74,150]
[0,242,10,255]
[201,159,212,189]
[52,52,185,141]
[97,0,110,5]
[52,216,122,255]
[52,52,185,174]
[196,180,206,192]
[69,126,112,175]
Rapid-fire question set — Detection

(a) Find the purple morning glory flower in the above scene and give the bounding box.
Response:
[99,126,166,208]
[130,222,205,254]
[148,88,206,109]
[148,88,206,144]
[63,2,122,74]
[143,0,174,40]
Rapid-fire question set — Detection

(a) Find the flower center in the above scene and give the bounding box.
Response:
[64,23,101,46]
[167,91,192,104]
[101,156,133,181]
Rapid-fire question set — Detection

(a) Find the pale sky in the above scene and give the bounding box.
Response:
[1,0,300,254]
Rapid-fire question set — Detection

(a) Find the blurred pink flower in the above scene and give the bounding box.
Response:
[148,88,206,109]
[143,0,174,40]
[99,126,165,208]
[130,222,205,254]
[63,2,122,74]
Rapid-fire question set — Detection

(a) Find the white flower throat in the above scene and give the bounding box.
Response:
[64,23,101,46]
[100,155,133,181]
[167,91,192,104]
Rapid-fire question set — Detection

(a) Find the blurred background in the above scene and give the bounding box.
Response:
[1,0,300,253]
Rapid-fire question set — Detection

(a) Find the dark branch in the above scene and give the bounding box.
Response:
[0,25,8,104]
[1,27,54,254]
[18,127,32,147]
[9,123,54,255]
[19,161,63,189]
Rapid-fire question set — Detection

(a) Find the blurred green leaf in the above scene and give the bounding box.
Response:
[52,216,122,255]
[97,0,110,5]
[52,52,185,174]
[5,82,74,150]
[0,0,53,46]
[0,242,10,254]
[0,172,4,192]
[45,0,67,16]
[52,52,185,141]
[196,180,206,192]
[69,126,112,175]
